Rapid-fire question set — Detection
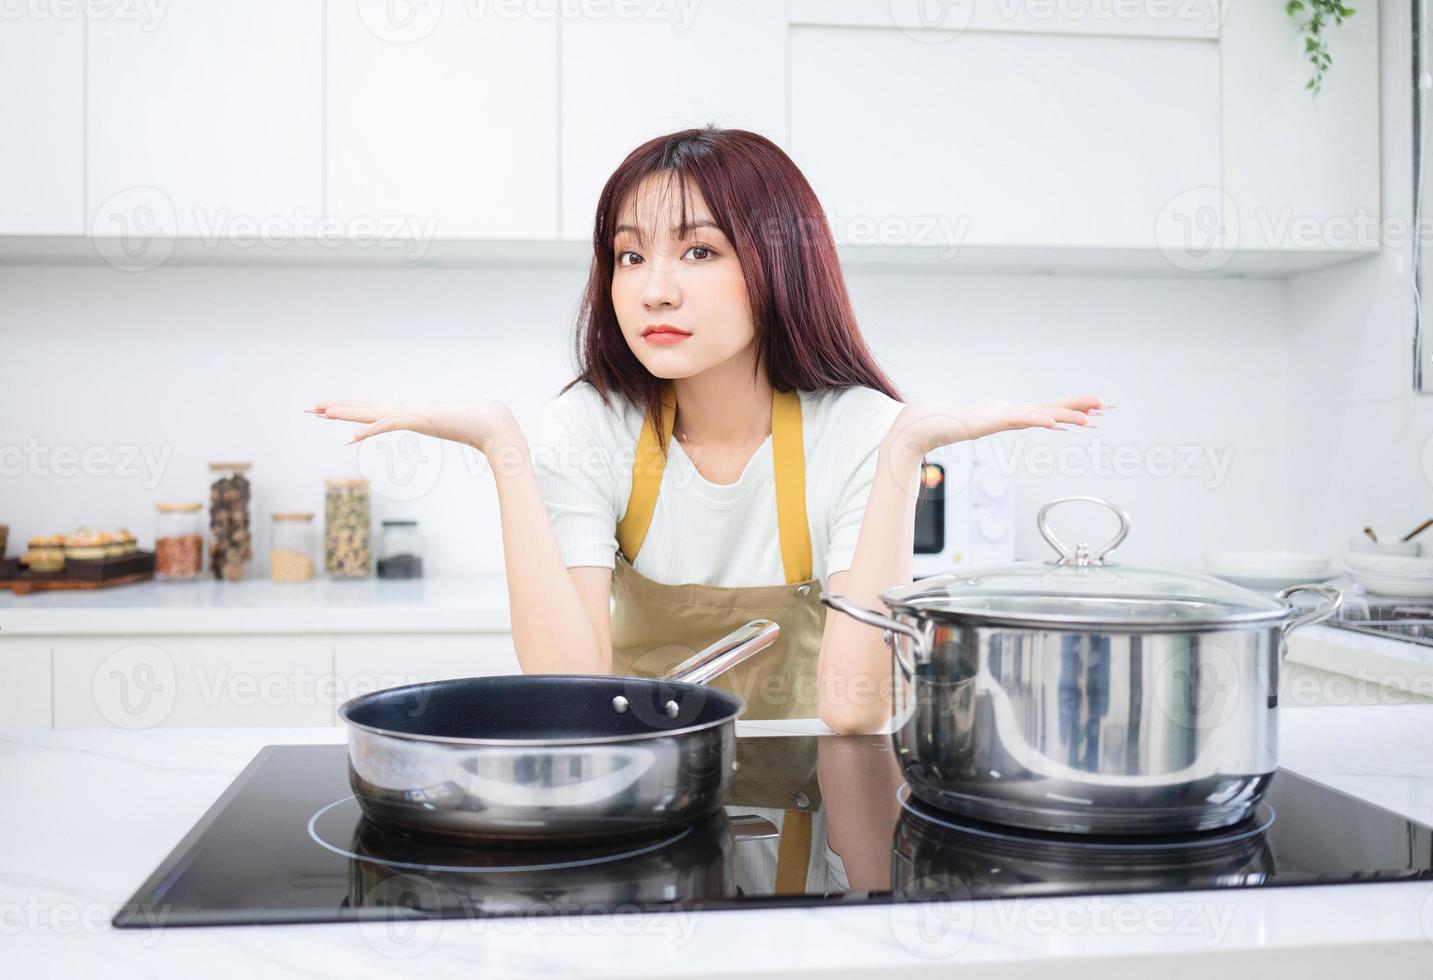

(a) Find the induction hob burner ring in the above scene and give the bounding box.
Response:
[895,784,1276,851]
[306,796,694,874]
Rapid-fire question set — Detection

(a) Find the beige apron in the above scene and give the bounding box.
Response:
[609,381,828,721]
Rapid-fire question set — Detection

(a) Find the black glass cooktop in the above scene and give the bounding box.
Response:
[114,736,1433,928]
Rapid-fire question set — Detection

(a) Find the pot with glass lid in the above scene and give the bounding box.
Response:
[821,496,1343,836]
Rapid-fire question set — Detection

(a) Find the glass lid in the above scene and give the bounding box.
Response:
[884,497,1294,630]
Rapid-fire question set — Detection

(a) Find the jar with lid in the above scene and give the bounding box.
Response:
[154,502,204,581]
[270,512,316,583]
[324,478,371,578]
[377,519,424,579]
[207,462,253,581]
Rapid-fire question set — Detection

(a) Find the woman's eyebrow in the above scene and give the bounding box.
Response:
[614,219,723,244]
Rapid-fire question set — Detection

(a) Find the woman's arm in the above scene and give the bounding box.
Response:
[309,400,607,674]
[817,395,1107,735]
[815,432,920,735]
[486,426,610,674]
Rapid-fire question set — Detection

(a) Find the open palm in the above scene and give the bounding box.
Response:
[307,398,517,455]
[888,395,1111,456]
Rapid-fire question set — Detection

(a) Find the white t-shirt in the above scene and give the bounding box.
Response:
[530,381,909,588]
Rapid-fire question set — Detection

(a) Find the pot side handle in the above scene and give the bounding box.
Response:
[820,592,926,679]
[1273,583,1344,640]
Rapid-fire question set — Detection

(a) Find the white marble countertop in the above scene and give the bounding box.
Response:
[0,576,514,635]
[2,709,1433,977]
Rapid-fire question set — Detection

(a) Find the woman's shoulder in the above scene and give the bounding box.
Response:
[539,380,643,446]
[799,385,906,444]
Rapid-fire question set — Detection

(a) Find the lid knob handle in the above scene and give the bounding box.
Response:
[1037,496,1132,567]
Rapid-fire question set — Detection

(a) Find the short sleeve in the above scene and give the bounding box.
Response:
[824,395,909,577]
[530,391,621,569]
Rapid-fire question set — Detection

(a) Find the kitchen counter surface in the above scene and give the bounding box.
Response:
[2,709,1432,978]
[0,576,514,635]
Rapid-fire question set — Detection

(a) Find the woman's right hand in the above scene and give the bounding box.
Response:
[306,398,519,455]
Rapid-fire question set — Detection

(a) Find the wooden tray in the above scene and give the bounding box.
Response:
[0,551,156,594]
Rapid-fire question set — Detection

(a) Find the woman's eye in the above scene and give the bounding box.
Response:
[686,244,714,261]
[616,250,641,267]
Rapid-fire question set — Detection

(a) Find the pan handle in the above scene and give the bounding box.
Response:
[728,814,781,841]
[662,619,781,686]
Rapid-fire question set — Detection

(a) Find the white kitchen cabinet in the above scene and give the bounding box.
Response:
[789,25,1221,253]
[788,0,1220,40]
[52,635,333,730]
[332,634,521,719]
[1221,0,1380,253]
[326,3,557,241]
[0,641,53,730]
[39,629,517,730]
[0,12,83,233]
[86,1,324,240]
[559,0,787,238]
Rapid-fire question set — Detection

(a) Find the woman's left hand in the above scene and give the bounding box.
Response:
[884,395,1111,458]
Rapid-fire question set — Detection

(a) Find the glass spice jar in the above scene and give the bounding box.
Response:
[377,519,424,579]
[324,478,371,578]
[208,462,253,581]
[154,502,203,581]
[269,512,315,583]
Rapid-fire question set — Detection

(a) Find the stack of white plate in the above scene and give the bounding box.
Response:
[1342,552,1433,597]
[1201,551,1335,591]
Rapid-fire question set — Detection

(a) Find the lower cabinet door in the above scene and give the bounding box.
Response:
[332,634,520,721]
[47,632,520,729]
[0,640,53,730]
[53,635,334,730]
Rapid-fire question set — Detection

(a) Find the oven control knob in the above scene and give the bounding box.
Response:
[977,473,1006,500]
[977,514,1008,542]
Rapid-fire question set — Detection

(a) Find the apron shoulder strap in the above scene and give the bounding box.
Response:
[771,387,813,585]
[615,383,675,563]
[616,382,813,585]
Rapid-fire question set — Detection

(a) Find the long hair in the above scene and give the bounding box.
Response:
[561,125,902,454]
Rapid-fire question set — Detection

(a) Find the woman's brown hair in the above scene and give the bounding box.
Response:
[561,125,903,453]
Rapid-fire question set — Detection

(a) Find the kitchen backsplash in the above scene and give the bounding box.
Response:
[2,262,1311,577]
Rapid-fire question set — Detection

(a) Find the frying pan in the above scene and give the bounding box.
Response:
[337,618,781,843]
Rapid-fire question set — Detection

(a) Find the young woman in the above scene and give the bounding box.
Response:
[310,126,1106,734]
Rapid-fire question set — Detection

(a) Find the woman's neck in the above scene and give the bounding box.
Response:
[670,349,773,449]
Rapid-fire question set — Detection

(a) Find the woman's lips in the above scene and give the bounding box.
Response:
[643,328,691,345]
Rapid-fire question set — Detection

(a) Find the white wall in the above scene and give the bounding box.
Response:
[1,261,1289,575]
[1286,0,1431,558]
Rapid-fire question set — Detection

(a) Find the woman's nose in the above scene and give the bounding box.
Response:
[639,265,681,309]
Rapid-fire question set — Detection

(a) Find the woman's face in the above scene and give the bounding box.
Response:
[610,174,756,380]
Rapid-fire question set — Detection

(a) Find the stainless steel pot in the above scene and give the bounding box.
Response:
[822,496,1343,836]
[337,619,780,843]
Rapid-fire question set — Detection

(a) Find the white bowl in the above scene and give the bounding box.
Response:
[1346,537,1422,556]
[1203,550,1332,578]
[1347,569,1433,598]
[1342,551,1433,577]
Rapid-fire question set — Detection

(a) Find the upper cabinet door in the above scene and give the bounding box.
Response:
[788,0,1220,40]
[327,4,557,241]
[0,12,83,234]
[1221,1,1380,253]
[789,24,1221,253]
[559,0,787,240]
[87,1,324,240]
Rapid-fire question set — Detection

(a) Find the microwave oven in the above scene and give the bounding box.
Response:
[911,439,1015,579]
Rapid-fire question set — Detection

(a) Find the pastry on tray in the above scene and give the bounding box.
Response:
[19,535,65,573]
